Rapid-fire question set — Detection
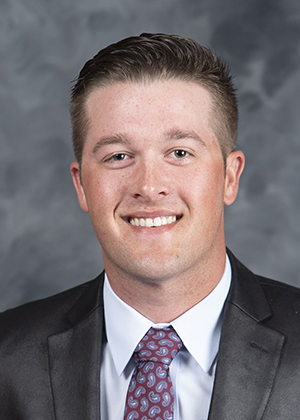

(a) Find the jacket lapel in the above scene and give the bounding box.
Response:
[48,273,105,420]
[208,252,285,420]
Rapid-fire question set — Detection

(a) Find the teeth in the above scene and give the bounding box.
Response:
[129,215,177,227]
[154,217,161,227]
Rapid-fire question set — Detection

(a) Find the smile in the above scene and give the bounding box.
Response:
[129,216,178,227]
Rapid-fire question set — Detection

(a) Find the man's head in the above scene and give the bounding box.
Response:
[70,33,238,168]
[70,34,245,301]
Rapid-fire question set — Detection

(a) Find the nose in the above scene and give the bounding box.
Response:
[130,159,171,202]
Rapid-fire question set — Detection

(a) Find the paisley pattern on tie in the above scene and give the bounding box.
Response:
[124,326,182,420]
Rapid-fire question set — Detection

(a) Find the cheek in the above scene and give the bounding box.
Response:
[180,168,225,213]
[84,172,126,218]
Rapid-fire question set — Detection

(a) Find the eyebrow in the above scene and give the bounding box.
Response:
[91,129,206,156]
[91,134,130,156]
[165,129,206,146]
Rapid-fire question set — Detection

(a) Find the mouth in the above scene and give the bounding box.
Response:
[127,215,181,227]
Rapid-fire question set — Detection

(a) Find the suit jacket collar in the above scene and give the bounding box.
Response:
[48,273,105,420]
[208,249,285,420]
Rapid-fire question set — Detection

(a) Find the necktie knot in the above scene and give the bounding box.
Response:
[134,326,182,366]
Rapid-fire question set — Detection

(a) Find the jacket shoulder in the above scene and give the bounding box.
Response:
[257,275,300,330]
[0,274,104,419]
[0,275,103,342]
[258,275,300,295]
[227,248,300,327]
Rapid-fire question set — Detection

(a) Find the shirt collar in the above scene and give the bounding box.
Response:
[103,254,231,376]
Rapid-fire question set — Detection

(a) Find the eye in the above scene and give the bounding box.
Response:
[172,150,188,158]
[104,152,134,168]
[111,153,127,161]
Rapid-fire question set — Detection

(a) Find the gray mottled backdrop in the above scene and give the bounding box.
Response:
[1,0,300,311]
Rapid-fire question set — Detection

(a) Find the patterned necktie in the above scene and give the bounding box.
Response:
[124,326,183,420]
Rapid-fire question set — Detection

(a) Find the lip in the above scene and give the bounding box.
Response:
[122,210,181,219]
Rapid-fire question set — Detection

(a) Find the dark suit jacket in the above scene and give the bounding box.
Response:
[1,250,300,419]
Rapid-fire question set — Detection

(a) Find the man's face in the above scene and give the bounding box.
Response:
[71,80,244,284]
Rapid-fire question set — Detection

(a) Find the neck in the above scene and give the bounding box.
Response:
[104,250,227,323]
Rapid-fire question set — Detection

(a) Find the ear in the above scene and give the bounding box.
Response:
[224,150,245,206]
[70,162,89,213]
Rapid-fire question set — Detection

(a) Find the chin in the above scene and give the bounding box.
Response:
[103,246,191,282]
[119,257,186,284]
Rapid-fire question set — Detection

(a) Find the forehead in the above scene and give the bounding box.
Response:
[85,79,215,133]
[87,78,213,112]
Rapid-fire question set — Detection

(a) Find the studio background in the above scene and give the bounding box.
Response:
[1,0,300,312]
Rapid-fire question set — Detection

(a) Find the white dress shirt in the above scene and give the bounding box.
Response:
[100,255,231,419]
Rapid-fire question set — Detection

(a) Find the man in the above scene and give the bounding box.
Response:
[1,33,300,420]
